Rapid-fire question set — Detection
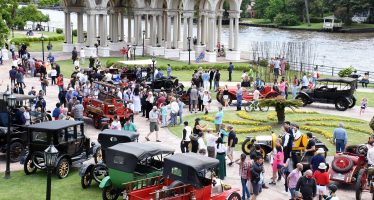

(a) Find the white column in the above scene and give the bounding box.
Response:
[229,17,233,50]
[93,15,97,39]
[197,15,201,45]
[112,13,119,43]
[172,15,178,48]
[98,14,103,44]
[127,13,132,43]
[145,14,149,39]
[77,12,84,43]
[87,14,96,47]
[100,14,108,46]
[183,16,188,50]
[138,14,142,45]
[201,15,205,45]
[166,15,171,48]
[157,15,163,45]
[217,15,222,44]
[134,14,138,44]
[119,12,124,41]
[212,15,216,51]
[188,17,193,48]
[65,11,72,44]
[178,12,181,41]
[234,17,239,51]
[207,16,212,51]
[151,15,156,47]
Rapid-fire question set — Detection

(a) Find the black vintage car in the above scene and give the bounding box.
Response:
[296,77,356,111]
[21,120,102,179]
[80,129,139,189]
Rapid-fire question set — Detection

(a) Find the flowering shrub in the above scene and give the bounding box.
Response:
[267,110,319,121]
[235,126,273,134]
[301,126,333,140]
[236,111,268,122]
[296,117,364,123]
[201,116,261,126]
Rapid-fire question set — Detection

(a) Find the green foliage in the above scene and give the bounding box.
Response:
[38,0,60,7]
[274,13,301,26]
[310,17,324,23]
[56,28,63,34]
[338,66,355,77]
[253,0,270,18]
[240,0,252,18]
[265,0,285,22]
[10,35,64,46]
[260,96,303,124]
[13,4,50,28]
[72,29,77,36]
[259,58,269,67]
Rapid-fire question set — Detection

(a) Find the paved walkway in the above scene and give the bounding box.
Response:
[0,58,371,200]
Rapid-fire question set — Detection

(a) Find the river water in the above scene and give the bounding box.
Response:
[35,9,374,70]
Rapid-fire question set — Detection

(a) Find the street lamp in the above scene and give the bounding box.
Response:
[133,45,137,60]
[44,143,58,200]
[71,22,74,44]
[187,36,191,65]
[4,85,16,179]
[41,34,45,62]
[142,30,145,57]
[151,56,156,93]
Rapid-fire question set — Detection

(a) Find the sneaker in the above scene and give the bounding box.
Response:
[269,182,276,185]
[156,140,161,142]
[145,137,150,141]
[228,162,233,166]
[262,185,269,189]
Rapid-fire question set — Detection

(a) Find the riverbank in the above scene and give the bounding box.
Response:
[240,18,374,33]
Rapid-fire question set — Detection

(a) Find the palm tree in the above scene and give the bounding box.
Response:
[260,96,303,124]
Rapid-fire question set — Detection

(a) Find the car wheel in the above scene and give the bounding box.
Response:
[102,186,119,200]
[94,147,103,164]
[92,163,108,183]
[9,141,24,162]
[32,152,46,169]
[356,145,368,156]
[241,138,253,155]
[56,158,70,179]
[335,98,349,111]
[81,170,92,189]
[296,95,308,106]
[259,103,269,112]
[216,92,224,105]
[227,192,241,200]
[349,96,356,108]
[356,169,367,200]
[24,155,37,175]
[331,156,354,173]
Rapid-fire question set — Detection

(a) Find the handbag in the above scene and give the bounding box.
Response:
[189,134,199,141]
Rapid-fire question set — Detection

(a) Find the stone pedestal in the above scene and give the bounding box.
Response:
[75,43,85,51]
[62,43,75,53]
[144,39,151,46]
[148,46,165,56]
[194,45,206,58]
[205,51,217,63]
[98,46,110,57]
[177,41,183,49]
[86,47,97,57]
[135,47,144,56]
[164,49,180,58]
[179,50,196,61]
[109,42,123,51]
[225,51,241,61]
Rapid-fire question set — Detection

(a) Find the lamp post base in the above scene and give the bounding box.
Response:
[4,171,10,179]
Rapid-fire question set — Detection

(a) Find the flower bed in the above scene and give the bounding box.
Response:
[201,116,261,126]
[296,117,364,123]
[301,126,333,140]
[304,122,372,135]
[235,126,273,134]
[236,111,269,122]
[267,110,318,121]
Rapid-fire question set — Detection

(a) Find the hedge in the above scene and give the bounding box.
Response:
[10,36,65,45]
[56,28,63,34]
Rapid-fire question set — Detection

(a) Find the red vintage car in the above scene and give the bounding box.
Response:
[328,144,368,200]
[125,153,241,200]
[216,85,279,105]
[83,81,133,129]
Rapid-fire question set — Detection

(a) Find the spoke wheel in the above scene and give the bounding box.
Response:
[92,163,108,183]
[56,158,70,179]
[227,192,241,200]
[241,138,254,155]
[24,156,37,175]
[102,186,119,200]
[81,171,92,189]
[356,169,367,200]
[9,142,24,162]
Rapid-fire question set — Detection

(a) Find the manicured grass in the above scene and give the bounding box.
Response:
[0,170,101,199]
[241,18,274,25]
[355,91,374,107]
[168,109,371,156]
[284,23,324,30]
[12,31,62,39]
[343,23,374,29]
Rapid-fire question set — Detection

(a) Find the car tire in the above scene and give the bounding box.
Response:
[349,96,356,108]
[241,138,254,155]
[227,192,241,200]
[102,186,119,200]
[356,168,367,200]
[335,98,349,111]
[92,163,108,184]
[9,141,24,162]
[331,156,354,173]
[24,155,37,175]
[94,147,103,164]
[56,158,70,179]
[296,95,308,106]
[81,170,92,189]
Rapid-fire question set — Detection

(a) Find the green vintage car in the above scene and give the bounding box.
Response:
[99,142,174,200]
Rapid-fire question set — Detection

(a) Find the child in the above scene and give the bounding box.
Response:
[160,103,168,127]
[360,98,368,115]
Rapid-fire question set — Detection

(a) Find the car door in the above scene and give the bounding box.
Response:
[65,127,77,156]
[74,124,85,155]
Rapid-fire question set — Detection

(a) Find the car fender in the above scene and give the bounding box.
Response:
[99,176,112,189]
[54,154,71,168]
[10,138,25,145]
[19,151,29,165]
[245,136,254,140]
[298,91,311,100]
[258,143,272,155]
[337,96,351,104]
[92,143,101,154]
[79,163,95,177]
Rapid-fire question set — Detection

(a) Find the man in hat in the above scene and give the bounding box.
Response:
[313,162,330,199]
[310,148,326,172]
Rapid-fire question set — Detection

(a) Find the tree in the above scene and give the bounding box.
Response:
[260,96,303,124]
[331,0,371,24]
[14,4,50,29]
[253,0,270,18]
[240,0,252,18]
[38,0,60,7]
[265,0,286,22]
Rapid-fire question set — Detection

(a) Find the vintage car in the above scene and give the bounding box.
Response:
[296,77,356,111]
[126,153,241,200]
[242,132,328,158]
[80,129,139,189]
[99,142,174,200]
[216,85,279,105]
[328,144,368,200]
[20,120,102,179]
[83,81,133,129]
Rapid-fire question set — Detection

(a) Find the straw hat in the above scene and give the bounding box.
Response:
[316,148,325,154]
[318,162,327,170]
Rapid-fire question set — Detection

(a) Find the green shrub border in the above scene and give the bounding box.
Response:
[10,35,65,46]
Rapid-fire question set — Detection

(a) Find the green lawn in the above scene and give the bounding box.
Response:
[284,23,324,30]
[241,18,274,25]
[12,31,62,39]
[0,170,101,199]
[355,91,374,107]
[343,23,374,29]
[168,109,371,156]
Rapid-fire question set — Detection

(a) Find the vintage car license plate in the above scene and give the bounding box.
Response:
[333,173,345,180]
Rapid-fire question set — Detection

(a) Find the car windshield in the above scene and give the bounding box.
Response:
[316,81,351,91]
[32,131,48,143]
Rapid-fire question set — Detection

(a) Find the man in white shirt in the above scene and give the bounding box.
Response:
[241,70,247,81]
[206,129,218,158]
[170,98,179,126]
[301,73,309,90]
[368,143,374,166]
[293,124,302,141]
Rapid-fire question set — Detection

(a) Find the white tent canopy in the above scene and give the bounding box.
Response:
[117,59,156,65]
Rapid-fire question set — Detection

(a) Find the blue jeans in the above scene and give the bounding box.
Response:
[241,178,250,199]
[292,86,298,99]
[336,139,345,153]
[289,188,296,199]
[178,112,183,124]
[170,113,177,126]
[162,115,167,127]
[214,81,219,90]
[237,96,242,110]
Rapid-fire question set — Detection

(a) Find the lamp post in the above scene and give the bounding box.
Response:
[44,143,58,200]
[151,56,156,93]
[4,86,16,179]
[142,30,145,57]
[41,34,45,62]
[133,45,136,60]
[71,22,74,44]
[187,36,191,65]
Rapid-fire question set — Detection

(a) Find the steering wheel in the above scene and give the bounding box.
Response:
[356,145,368,156]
